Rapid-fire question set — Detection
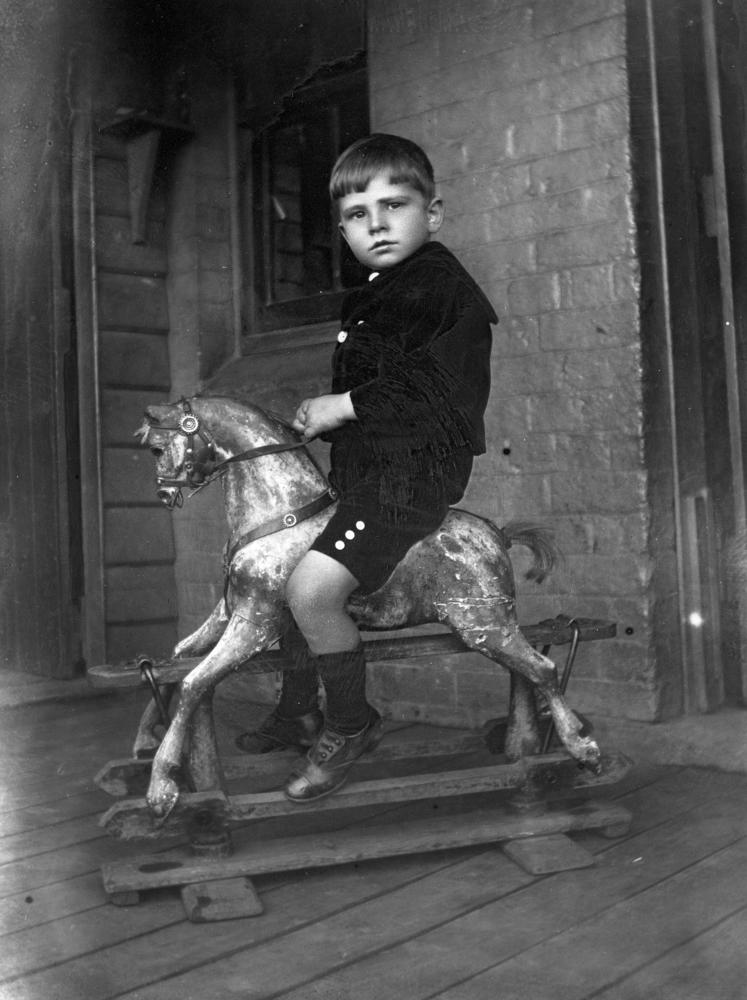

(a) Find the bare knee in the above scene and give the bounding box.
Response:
[288,552,356,607]
[286,552,360,651]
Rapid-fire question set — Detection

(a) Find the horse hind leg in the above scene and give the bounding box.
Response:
[445,602,600,770]
[490,630,599,769]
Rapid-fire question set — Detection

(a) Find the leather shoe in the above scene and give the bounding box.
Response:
[284,708,383,803]
[235,708,323,754]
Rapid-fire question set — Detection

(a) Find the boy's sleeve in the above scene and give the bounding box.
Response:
[348,286,493,453]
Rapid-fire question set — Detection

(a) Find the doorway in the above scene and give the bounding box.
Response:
[629,0,747,713]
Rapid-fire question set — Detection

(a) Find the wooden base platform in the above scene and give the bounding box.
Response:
[102,797,632,920]
[91,614,630,922]
[97,742,632,920]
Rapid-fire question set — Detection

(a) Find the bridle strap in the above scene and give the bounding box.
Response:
[224,486,337,576]
[210,439,308,475]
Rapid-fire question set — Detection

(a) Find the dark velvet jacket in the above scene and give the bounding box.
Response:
[325,241,497,499]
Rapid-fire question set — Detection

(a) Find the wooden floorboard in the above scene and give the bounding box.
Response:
[0,689,745,1000]
[0,790,107,838]
[590,904,747,1000]
[429,837,747,1000]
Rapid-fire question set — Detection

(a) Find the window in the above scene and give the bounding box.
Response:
[249,57,369,331]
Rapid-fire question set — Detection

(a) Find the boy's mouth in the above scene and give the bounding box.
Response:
[371,240,395,250]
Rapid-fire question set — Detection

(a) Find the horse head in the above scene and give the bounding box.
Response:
[135,394,318,511]
[135,397,219,509]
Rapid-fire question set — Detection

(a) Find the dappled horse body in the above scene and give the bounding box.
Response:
[136,395,600,819]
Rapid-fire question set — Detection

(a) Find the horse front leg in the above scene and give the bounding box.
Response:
[146,612,275,818]
[173,598,229,659]
[132,600,229,759]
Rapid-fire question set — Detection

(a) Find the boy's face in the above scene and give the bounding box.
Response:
[337,173,443,270]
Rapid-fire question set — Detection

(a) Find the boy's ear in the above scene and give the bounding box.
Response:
[338,221,351,246]
[427,196,444,233]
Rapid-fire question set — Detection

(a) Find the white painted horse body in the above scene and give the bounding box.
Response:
[138,395,600,818]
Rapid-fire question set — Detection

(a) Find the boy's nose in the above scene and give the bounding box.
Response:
[369,211,387,232]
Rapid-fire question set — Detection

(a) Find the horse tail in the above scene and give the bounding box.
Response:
[501,521,562,584]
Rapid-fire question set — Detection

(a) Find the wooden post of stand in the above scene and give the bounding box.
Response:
[183,692,232,853]
[181,692,264,920]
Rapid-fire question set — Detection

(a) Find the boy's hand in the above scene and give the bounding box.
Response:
[292,392,356,439]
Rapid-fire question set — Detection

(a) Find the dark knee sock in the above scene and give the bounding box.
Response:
[276,622,320,718]
[313,645,371,734]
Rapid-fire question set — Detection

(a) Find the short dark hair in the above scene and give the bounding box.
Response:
[329,133,436,202]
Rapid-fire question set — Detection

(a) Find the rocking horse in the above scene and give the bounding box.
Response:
[90,393,632,920]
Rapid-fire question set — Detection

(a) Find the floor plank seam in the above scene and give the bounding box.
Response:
[0,915,189,990]
[579,898,747,1000]
[415,832,747,1000]
[598,784,744,855]
[265,871,550,1000]
[0,810,107,846]
[0,899,116,941]
[0,838,190,904]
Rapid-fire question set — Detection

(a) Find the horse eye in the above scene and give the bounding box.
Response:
[150,447,164,458]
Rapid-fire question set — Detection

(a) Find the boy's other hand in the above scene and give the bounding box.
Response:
[292,393,356,439]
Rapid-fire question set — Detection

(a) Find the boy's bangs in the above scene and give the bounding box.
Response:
[331,155,432,201]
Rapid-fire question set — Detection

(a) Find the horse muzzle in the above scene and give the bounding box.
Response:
[157,485,184,509]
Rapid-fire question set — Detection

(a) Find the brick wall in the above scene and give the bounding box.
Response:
[367,0,656,723]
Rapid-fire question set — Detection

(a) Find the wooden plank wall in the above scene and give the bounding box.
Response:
[93,134,178,663]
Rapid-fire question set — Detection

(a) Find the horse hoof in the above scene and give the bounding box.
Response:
[579,737,602,773]
[146,779,179,820]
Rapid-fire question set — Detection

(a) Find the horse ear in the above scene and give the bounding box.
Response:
[145,403,171,423]
[134,403,171,443]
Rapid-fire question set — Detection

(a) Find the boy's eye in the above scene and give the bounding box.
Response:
[387,201,402,210]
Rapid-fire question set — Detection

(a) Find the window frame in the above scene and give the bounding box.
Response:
[246,61,369,335]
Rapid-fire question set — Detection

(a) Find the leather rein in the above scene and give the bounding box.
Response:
[150,399,337,563]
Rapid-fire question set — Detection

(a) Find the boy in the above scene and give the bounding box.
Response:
[237,134,497,802]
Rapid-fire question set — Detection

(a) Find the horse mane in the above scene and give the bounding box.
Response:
[196,390,300,440]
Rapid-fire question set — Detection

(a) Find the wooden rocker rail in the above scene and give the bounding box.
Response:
[87,614,616,689]
[100,749,632,841]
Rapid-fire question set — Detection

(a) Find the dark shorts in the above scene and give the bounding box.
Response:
[310,448,473,594]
